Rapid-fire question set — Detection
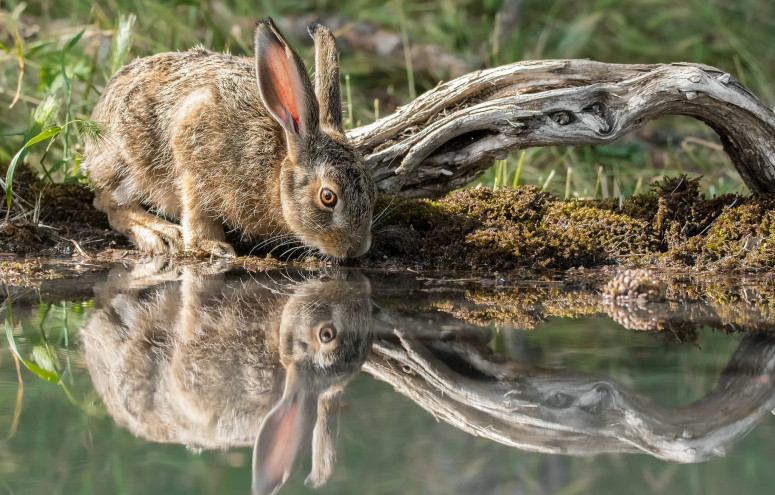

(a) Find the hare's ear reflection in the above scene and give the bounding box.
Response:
[305,390,341,488]
[252,374,348,495]
[253,272,374,495]
[252,369,312,495]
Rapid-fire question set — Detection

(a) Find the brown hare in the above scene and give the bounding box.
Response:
[81,262,373,494]
[84,19,376,259]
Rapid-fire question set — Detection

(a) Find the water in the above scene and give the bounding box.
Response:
[2,262,774,494]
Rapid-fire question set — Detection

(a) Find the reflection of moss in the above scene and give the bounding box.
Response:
[366,176,775,271]
[0,260,55,286]
[457,287,603,329]
[603,269,666,301]
[419,269,774,340]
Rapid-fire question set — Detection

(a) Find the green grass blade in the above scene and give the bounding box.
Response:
[64,27,86,52]
[595,165,604,199]
[4,300,61,383]
[61,28,85,178]
[394,0,416,100]
[541,169,556,191]
[6,126,63,211]
[60,27,86,91]
[24,126,62,147]
[512,151,525,188]
[9,23,24,108]
[111,14,137,75]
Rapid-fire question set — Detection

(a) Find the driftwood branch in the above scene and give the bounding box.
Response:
[348,60,775,198]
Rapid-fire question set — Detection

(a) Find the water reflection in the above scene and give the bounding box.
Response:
[70,264,775,493]
[368,326,775,462]
[81,262,372,494]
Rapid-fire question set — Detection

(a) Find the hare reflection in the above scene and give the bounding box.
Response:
[81,263,372,495]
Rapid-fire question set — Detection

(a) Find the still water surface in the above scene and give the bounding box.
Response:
[2,262,775,494]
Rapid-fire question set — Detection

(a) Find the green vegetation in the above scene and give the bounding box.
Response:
[366,176,775,270]
[2,0,774,207]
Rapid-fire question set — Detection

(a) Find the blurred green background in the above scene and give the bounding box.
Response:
[1,0,774,199]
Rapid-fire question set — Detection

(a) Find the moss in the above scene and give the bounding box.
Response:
[364,176,775,272]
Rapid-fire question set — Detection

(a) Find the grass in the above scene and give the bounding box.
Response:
[1,0,774,206]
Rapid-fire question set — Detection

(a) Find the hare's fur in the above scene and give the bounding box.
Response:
[84,20,376,259]
[82,263,372,470]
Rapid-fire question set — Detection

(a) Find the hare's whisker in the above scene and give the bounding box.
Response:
[371,192,400,228]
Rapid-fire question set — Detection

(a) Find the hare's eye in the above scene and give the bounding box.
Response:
[319,325,337,343]
[320,188,337,208]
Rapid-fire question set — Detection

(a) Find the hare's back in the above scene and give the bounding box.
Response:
[95,48,264,132]
[86,49,279,214]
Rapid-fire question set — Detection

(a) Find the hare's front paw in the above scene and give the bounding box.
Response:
[132,223,185,253]
[186,239,236,258]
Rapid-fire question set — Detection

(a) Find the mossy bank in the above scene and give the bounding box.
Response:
[1,165,774,273]
[363,176,775,271]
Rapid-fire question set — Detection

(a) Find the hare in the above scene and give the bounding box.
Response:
[83,18,376,259]
[81,262,373,493]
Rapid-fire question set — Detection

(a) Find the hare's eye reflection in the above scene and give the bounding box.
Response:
[319,325,337,343]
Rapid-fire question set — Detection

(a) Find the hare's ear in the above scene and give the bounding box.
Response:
[252,369,311,495]
[308,24,344,135]
[254,18,319,146]
[305,390,342,488]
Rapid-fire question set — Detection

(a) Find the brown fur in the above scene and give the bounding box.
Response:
[84,19,376,259]
[82,262,372,472]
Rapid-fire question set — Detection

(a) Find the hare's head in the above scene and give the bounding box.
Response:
[255,19,377,260]
[253,273,373,495]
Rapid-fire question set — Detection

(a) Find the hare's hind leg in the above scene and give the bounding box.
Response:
[94,188,184,253]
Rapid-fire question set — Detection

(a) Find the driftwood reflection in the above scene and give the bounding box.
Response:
[81,262,372,495]
[367,309,775,462]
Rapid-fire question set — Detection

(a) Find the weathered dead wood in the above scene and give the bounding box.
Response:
[348,60,775,197]
[364,331,775,462]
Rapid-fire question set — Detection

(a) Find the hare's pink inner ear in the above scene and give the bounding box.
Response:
[255,22,307,136]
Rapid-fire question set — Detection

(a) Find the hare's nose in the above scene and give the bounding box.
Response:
[347,235,371,258]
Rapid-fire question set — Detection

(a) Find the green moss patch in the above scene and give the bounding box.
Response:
[365,176,775,271]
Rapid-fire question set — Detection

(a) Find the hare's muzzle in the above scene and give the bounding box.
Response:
[346,234,371,259]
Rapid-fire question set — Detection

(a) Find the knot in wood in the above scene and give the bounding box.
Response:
[550,111,574,125]
[588,102,605,116]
